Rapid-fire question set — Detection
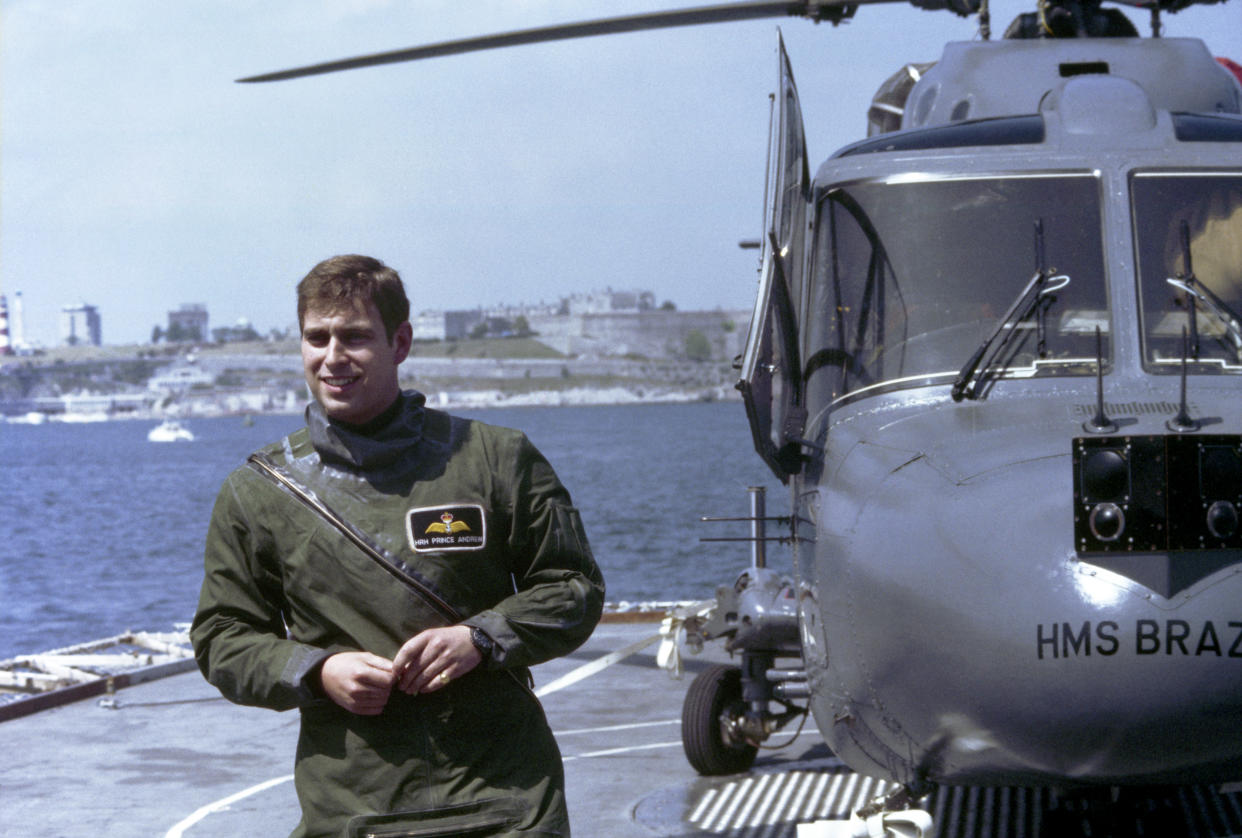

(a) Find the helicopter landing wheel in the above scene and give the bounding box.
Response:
[681,663,759,775]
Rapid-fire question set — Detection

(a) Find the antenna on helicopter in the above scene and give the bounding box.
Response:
[1084,327,1118,434]
[1168,327,1202,433]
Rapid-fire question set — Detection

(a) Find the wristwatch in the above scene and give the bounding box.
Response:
[470,626,495,661]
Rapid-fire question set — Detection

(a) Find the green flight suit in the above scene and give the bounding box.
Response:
[191,393,605,837]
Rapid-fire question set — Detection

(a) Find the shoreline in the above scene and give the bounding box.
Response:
[4,383,741,424]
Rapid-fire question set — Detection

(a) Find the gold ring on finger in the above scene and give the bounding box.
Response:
[439,671,450,685]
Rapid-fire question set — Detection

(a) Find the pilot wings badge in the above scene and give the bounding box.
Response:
[406,504,487,552]
[433,514,468,533]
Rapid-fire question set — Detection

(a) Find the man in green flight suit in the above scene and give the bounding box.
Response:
[191,254,605,837]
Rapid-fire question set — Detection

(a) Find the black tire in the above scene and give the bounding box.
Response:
[681,663,758,775]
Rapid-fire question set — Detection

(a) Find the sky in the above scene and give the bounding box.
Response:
[2,0,1240,347]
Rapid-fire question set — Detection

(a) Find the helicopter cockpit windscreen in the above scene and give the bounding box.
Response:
[1133,172,1242,373]
[804,173,1108,407]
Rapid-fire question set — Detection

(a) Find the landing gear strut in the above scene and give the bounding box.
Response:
[667,487,810,775]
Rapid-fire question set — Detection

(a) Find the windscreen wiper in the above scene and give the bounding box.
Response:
[1166,219,1242,359]
[952,221,1070,401]
[1167,277,1242,353]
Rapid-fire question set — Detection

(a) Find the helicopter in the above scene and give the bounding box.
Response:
[239,0,1242,832]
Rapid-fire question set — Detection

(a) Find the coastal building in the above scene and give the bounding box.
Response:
[402,289,745,360]
[481,300,564,320]
[526,306,748,359]
[409,311,448,342]
[566,289,656,315]
[0,291,37,355]
[211,318,260,344]
[409,310,485,341]
[167,303,208,343]
[147,361,215,392]
[60,302,102,347]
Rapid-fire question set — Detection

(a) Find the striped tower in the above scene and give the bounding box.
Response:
[11,292,25,352]
[0,295,11,355]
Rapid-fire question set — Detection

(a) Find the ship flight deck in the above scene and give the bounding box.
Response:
[3,619,1242,837]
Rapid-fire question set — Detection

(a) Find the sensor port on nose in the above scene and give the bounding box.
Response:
[1089,502,1125,542]
[1082,448,1128,501]
[1206,500,1239,540]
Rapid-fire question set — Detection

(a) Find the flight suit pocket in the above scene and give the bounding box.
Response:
[552,503,595,565]
[344,797,529,838]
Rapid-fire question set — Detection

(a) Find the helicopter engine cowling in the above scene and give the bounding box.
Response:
[895,38,1239,132]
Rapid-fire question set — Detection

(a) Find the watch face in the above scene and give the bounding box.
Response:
[471,628,493,654]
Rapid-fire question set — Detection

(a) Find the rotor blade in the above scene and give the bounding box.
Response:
[238,0,846,83]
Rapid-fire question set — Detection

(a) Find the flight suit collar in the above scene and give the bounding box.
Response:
[306,390,428,470]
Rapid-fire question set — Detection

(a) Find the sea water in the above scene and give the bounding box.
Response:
[0,401,786,660]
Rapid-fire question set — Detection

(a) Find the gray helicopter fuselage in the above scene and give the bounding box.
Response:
[784,37,1242,788]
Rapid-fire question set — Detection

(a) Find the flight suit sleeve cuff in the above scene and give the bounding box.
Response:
[463,612,515,670]
[283,644,338,705]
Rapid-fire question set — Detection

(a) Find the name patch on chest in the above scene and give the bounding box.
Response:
[406,504,487,552]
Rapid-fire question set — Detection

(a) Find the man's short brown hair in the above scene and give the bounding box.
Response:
[297,255,410,342]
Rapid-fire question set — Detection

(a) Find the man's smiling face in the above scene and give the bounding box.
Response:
[301,298,411,425]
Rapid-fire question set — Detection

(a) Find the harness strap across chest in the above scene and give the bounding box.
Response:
[246,451,462,625]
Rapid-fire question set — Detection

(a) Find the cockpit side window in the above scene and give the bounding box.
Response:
[1133,173,1242,373]
[805,174,1109,408]
[803,192,905,409]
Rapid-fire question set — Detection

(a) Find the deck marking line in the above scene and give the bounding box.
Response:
[807,772,832,819]
[763,771,801,827]
[556,718,678,736]
[787,772,819,827]
[743,772,781,827]
[696,780,734,828]
[733,771,775,827]
[789,773,818,818]
[164,774,294,838]
[689,787,720,824]
[562,740,683,761]
[695,779,734,829]
[712,776,753,831]
[767,772,803,826]
[827,773,859,818]
[740,774,779,824]
[534,630,662,698]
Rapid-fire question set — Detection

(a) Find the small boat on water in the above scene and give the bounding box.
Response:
[7,412,47,425]
[56,412,110,423]
[147,419,194,442]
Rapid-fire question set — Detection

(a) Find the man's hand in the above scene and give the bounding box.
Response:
[393,625,482,695]
[319,651,395,715]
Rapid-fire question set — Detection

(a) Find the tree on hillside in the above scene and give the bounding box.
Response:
[513,315,536,338]
[684,329,712,362]
[166,322,203,343]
